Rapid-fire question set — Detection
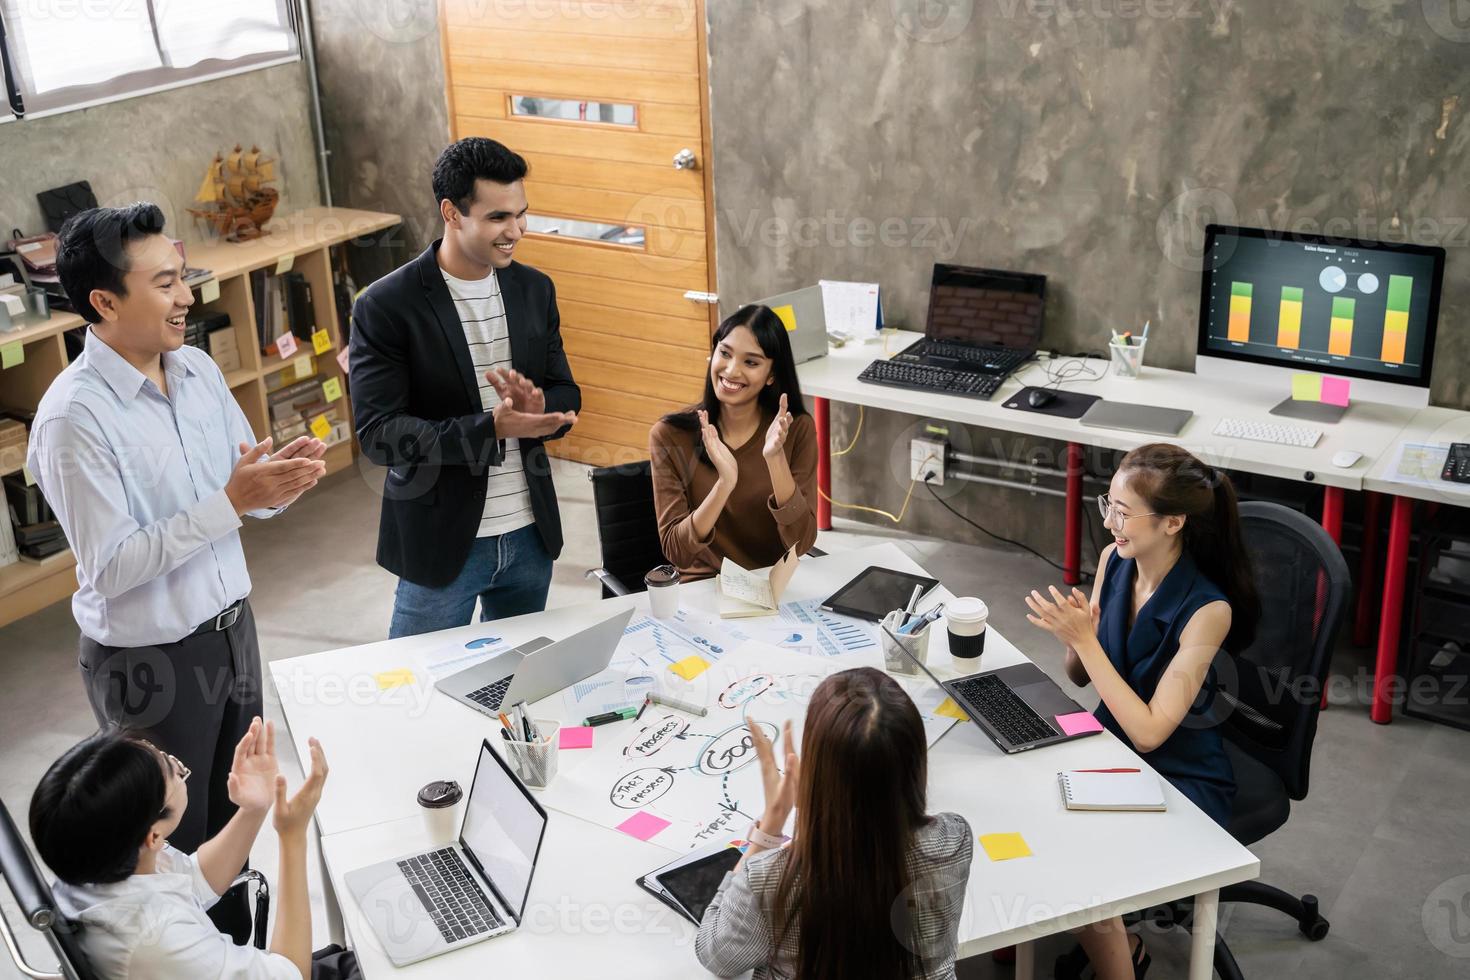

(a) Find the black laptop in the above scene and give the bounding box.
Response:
[897,264,1047,377]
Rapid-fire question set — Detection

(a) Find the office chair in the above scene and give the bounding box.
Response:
[1055,502,1345,980]
[0,798,270,979]
[585,460,668,598]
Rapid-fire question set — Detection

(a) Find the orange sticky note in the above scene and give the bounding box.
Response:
[979,832,1032,861]
[670,655,710,681]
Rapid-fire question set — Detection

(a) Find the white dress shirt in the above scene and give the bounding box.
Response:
[27,330,276,647]
[51,845,298,980]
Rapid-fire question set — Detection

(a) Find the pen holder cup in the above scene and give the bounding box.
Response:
[1109,339,1147,379]
[505,720,560,789]
[881,609,932,676]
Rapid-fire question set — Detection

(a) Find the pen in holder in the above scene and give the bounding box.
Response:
[1108,337,1147,378]
[880,609,932,676]
[504,720,560,789]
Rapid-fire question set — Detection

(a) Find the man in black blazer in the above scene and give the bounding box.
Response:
[350,138,579,637]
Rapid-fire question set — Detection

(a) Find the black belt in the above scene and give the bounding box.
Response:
[188,599,245,637]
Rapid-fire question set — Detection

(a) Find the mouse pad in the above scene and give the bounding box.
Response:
[1003,386,1101,420]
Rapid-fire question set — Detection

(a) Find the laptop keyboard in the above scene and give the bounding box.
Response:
[950,673,1059,745]
[466,676,514,712]
[916,340,1029,375]
[398,848,503,943]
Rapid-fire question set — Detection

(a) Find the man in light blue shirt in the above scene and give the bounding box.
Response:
[26,203,327,940]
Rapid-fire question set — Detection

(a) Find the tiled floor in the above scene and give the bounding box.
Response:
[2,459,1466,978]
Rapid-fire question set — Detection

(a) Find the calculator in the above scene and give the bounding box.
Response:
[1442,444,1470,483]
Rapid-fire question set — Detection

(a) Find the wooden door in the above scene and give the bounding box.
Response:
[441,0,717,466]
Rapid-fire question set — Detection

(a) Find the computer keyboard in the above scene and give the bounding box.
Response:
[466,676,513,712]
[1212,417,1323,448]
[949,673,1059,745]
[858,359,1004,399]
[399,848,503,943]
[914,340,1029,375]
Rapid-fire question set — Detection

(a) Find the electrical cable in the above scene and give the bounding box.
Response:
[818,452,937,524]
[923,478,1094,583]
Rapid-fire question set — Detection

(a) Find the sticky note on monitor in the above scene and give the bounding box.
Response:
[1321,376,1351,407]
[670,655,711,681]
[772,303,797,332]
[616,810,671,842]
[374,668,415,690]
[979,832,1032,862]
[1291,373,1322,402]
[1055,711,1105,736]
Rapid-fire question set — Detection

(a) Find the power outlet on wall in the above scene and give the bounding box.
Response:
[911,436,948,485]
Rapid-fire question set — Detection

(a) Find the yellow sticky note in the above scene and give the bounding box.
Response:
[374,668,415,690]
[979,832,1032,862]
[934,697,971,722]
[292,354,313,379]
[772,303,797,332]
[310,414,332,440]
[1291,373,1322,402]
[0,342,23,369]
[311,329,332,355]
[322,377,342,403]
[670,655,711,681]
[275,253,294,275]
[199,278,220,303]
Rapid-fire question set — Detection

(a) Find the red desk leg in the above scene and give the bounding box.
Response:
[1353,491,1383,648]
[1064,442,1083,586]
[1372,495,1414,724]
[815,396,831,531]
[1318,486,1347,708]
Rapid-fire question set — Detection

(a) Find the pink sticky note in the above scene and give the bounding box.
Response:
[1055,711,1105,736]
[1320,377,1351,407]
[616,810,671,842]
[559,726,594,750]
[275,332,298,358]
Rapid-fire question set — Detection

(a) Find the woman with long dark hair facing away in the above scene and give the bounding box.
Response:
[649,304,818,579]
[1024,442,1260,979]
[695,667,974,979]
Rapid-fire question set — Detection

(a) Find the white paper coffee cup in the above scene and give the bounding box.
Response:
[645,564,680,619]
[418,780,463,843]
[946,597,988,674]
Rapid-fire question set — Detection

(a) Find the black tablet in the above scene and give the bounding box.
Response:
[820,566,940,622]
[636,846,743,925]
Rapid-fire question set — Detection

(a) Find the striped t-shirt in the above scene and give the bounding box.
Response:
[441,267,534,537]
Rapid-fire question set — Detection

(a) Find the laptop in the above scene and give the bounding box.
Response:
[754,284,828,363]
[898,263,1047,377]
[345,739,548,966]
[888,626,1101,753]
[436,609,634,717]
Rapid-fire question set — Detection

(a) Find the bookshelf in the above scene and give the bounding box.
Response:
[0,206,402,629]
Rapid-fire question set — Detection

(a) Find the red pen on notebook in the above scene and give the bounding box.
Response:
[1074,768,1141,773]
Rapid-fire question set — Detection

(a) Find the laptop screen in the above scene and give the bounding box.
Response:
[460,741,548,923]
[924,264,1047,350]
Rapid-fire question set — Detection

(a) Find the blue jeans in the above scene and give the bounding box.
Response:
[389,525,553,638]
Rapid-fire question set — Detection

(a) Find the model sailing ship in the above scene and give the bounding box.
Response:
[189,144,279,241]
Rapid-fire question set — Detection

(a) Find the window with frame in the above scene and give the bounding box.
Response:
[0,0,299,121]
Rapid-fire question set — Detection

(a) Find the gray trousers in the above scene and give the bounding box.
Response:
[78,600,264,939]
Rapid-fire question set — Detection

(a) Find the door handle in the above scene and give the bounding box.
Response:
[683,291,718,304]
[673,148,698,170]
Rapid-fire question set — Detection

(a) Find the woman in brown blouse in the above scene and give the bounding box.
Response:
[649,304,818,580]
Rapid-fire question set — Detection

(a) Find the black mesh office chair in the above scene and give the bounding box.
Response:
[1056,501,1346,980]
[585,460,668,598]
[0,798,269,979]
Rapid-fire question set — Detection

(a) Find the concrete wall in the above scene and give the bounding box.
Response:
[705,0,1470,563]
[308,0,452,283]
[0,63,320,246]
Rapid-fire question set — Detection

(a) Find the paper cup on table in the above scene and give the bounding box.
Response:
[417,780,463,843]
[645,564,681,619]
[945,598,988,675]
[880,609,931,676]
[505,720,559,789]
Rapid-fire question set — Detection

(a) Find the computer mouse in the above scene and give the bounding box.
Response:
[1028,389,1057,409]
[1332,450,1363,468]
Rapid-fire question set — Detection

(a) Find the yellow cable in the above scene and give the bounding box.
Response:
[819,454,936,524]
[831,405,863,457]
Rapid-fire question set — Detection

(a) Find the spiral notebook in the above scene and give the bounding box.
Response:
[1058,769,1167,811]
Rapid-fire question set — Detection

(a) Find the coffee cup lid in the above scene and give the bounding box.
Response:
[644,564,680,586]
[417,780,463,808]
[946,597,988,622]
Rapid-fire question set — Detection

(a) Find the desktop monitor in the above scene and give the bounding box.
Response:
[1195,224,1445,412]
[925,264,1047,350]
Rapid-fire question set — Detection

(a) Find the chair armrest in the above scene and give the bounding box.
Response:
[584,568,630,597]
[0,906,62,979]
[806,546,827,558]
[231,869,270,951]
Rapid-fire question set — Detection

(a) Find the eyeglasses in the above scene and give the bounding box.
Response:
[140,740,191,783]
[1096,494,1158,530]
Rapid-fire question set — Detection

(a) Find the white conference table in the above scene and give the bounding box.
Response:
[799,331,1429,720]
[270,542,1258,979]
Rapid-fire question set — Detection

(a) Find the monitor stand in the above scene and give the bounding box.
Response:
[1269,397,1347,424]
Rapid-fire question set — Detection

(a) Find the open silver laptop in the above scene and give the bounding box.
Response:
[435,609,634,717]
[345,739,547,966]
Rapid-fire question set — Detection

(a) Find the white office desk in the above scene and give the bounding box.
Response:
[799,331,1426,720]
[274,543,1258,980]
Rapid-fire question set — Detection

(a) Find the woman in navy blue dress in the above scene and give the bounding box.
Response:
[1025,443,1259,980]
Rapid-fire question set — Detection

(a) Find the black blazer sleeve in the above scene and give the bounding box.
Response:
[538,279,579,441]
[350,290,505,469]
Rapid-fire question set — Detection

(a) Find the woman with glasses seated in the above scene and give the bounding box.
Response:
[28,718,346,980]
[1023,443,1259,980]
